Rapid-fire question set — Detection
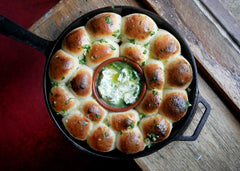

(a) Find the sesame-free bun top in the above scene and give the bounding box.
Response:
[49,50,78,83]
[108,110,139,132]
[150,29,180,61]
[87,123,116,152]
[62,26,90,58]
[136,90,162,115]
[159,89,188,122]
[86,12,121,43]
[62,111,92,141]
[68,65,93,98]
[121,13,158,45]
[49,86,77,115]
[116,128,145,154]
[164,55,193,89]
[120,43,148,65]
[144,59,164,90]
[79,97,107,123]
[86,40,119,69]
[139,114,172,143]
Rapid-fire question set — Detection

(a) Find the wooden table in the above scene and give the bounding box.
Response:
[28,0,240,170]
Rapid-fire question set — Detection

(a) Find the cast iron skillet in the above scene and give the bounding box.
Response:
[0,6,211,159]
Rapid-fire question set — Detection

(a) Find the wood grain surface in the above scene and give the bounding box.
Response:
[28,0,240,170]
[141,0,240,114]
[201,0,240,46]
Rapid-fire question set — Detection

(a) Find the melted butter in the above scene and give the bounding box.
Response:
[97,61,142,108]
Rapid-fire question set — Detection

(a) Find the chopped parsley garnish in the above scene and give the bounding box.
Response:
[129,121,134,129]
[151,77,157,81]
[160,49,164,52]
[62,109,66,114]
[152,88,158,96]
[94,29,97,33]
[110,45,116,50]
[150,31,155,36]
[120,131,123,135]
[83,122,88,126]
[96,114,101,118]
[65,98,72,105]
[99,39,108,43]
[92,56,98,59]
[61,76,65,80]
[79,55,86,64]
[185,100,192,111]
[140,20,143,25]
[142,61,146,66]
[143,49,147,54]
[128,38,135,44]
[105,132,109,137]
[140,113,146,119]
[82,44,91,53]
[105,118,111,127]
[51,82,59,87]
[105,16,113,24]
[52,101,56,107]
[112,29,120,37]
[144,43,149,48]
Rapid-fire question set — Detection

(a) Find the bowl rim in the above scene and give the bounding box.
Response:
[92,57,147,112]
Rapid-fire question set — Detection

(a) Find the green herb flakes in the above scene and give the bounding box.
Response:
[105,16,113,24]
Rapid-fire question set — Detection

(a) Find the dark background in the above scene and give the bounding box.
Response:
[0,0,141,170]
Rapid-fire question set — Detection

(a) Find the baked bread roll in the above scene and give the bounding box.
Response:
[87,123,116,152]
[164,55,193,89]
[144,59,164,90]
[159,89,189,122]
[49,50,78,83]
[62,111,92,140]
[121,13,158,45]
[116,128,145,154]
[139,114,172,143]
[49,86,77,115]
[62,26,90,58]
[79,97,107,123]
[119,43,148,65]
[136,90,162,115]
[68,65,93,98]
[150,29,180,61]
[107,109,139,132]
[86,12,121,43]
[86,40,119,69]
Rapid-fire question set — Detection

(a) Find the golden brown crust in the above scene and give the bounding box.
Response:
[124,14,155,41]
[49,50,75,81]
[165,58,193,88]
[110,112,137,132]
[153,34,180,60]
[144,63,164,90]
[86,13,119,37]
[138,90,162,114]
[65,114,91,140]
[124,46,144,64]
[141,115,171,143]
[160,91,188,122]
[49,86,76,112]
[83,101,105,123]
[86,43,114,64]
[118,130,145,154]
[62,27,89,54]
[87,125,115,152]
[70,70,92,97]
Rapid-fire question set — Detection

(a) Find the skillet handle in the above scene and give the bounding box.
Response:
[176,94,211,141]
[0,15,53,56]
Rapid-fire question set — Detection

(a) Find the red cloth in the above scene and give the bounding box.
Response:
[0,0,140,170]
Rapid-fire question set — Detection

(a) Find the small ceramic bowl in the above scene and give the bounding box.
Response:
[92,57,146,112]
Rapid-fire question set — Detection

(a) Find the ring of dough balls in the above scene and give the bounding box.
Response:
[48,12,193,154]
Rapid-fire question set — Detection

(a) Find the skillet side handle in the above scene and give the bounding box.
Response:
[0,15,53,56]
[176,94,211,141]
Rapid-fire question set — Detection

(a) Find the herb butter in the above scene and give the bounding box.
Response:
[97,61,142,108]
